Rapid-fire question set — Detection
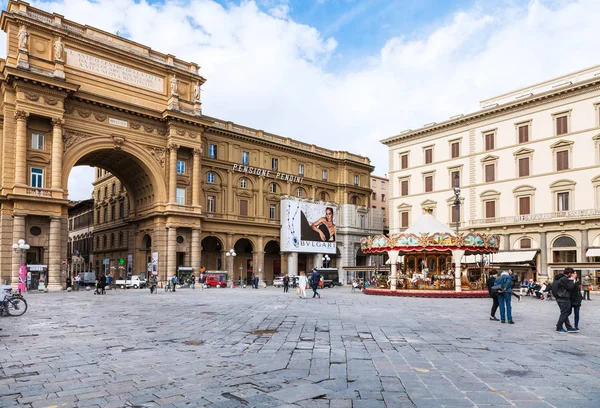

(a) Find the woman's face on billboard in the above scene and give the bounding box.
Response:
[326,209,333,222]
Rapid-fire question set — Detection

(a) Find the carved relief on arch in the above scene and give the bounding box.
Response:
[44,96,58,106]
[77,109,91,118]
[112,135,125,150]
[93,112,107,122]
[24,92,40,101]
[63,129,94,152]
[146,146,166,168]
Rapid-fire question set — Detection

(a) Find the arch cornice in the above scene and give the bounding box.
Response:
[61,135,168,203]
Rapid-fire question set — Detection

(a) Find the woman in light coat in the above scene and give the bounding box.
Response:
[298,271,308,299]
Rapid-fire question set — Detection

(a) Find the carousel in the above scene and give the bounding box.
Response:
[360,210,500,298]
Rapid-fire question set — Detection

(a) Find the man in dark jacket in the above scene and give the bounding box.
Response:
[552,268,577,333]
[311,269,321,299]
[486,270,500,321]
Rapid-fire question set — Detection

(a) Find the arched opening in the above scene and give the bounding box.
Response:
[201,236,223,271]
[234,238,254,284]
[356,246,367,266]
[264,240,280,282]
[552,235,577,263]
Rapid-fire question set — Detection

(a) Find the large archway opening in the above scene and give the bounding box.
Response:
[201,236,223,271]
[264,240,280,282]
[234,238,254,285]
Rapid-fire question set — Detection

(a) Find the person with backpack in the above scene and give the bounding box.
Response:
[486,270,500,321]
[311,268,321,299]
[492,271,514,324]
[551,267,578,333]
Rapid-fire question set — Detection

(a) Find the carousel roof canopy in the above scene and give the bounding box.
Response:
[405,213,456,236]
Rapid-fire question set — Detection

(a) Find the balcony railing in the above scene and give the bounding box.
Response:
[470,208,600,226]
[27,188,52,197]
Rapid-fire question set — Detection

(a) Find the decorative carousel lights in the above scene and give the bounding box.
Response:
[361,209,500,294]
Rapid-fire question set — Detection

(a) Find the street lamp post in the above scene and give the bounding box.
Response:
[225,248,236,287]
[453,175,461,235]
[12,239,30,292]
[322,254,330,268]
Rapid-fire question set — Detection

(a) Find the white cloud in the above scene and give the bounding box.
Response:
[2,0,599,200]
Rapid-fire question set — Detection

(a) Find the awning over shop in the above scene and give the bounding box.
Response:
[585,248,600,257]
[27,264,47,271]
[177,266,193,272]
[463,251,537,265]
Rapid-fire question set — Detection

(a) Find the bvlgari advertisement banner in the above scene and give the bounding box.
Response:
[280,198,337,254]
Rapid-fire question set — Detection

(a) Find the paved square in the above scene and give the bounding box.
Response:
[1,287,598,407]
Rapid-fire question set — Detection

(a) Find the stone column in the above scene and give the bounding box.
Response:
[388,250,399,290]
[227,170,234,214]
[287,252,298,277]
[192,148,202,207]
[167,225,177,279]
[191,228,201,273]
[14,110,29,186]
[580,229,589,263]
[540,232,548,280]
[51,118,64,191]
[452,249,465,293]
[48,217,62,290]
[257,235,264,285]
[11,214,26,287]
[168,143,179,203]
[280,253,288,276]
[503,234,511,251]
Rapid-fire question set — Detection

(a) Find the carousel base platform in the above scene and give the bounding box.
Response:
[363,288,489,298]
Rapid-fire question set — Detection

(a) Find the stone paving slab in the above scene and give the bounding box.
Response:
[0,288,599,407]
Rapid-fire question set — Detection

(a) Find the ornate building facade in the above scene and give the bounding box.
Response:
[0,1,381,289]
[383,65,600,283]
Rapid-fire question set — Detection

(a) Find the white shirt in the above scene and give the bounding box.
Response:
[299,275,308,288]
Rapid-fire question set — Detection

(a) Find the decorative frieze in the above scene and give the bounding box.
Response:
[63,129,93,152]
[146,147,166,168]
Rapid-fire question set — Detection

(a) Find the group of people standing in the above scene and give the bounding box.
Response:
[296,269,321,299]
[487,267,590,333]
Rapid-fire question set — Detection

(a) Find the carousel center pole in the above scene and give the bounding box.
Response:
[388,250,399,290]
[452,249,465,292]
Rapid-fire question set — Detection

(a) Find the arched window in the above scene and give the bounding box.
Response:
[552,235,577,263]
[351,196,358,205]
[320,191,326,201]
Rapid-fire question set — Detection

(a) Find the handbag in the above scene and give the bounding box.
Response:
[588,285,593,291]
[296,287,300,294]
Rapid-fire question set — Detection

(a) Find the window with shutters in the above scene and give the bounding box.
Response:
[518,124,529,143]
[372,179,376,188]
[424,175,433,193]
[400,179,409,196]
[239,199,248,216]
[520,238,532,249]
[556,115,568,135]
[451,205,458,223]
[484,132,495,151]
[557,192,569,211]
[400,153,409,169]
[448,167,462,188]
[424,147,433,164]
[556,150,569,171]
[484,200,496,218]
[450,140,460,158]
[372,192,376,200]
[401,211,409,228]
[518,196,531,215]
[485,164,495,182]
[518,157,530,177]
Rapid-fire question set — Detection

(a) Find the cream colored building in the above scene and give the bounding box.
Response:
[383,65,600,283]
[0,1,382,289]
[370,175,389,233]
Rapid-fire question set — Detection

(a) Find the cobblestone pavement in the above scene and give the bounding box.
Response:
[1,287,599,408]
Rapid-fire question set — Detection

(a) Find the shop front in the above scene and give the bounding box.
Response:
[27,264,48,291]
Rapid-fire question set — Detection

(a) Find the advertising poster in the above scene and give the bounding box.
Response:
[280,198,337,254]
[151,251,159,275]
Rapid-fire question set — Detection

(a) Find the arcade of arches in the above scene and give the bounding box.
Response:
[0,1,376,289]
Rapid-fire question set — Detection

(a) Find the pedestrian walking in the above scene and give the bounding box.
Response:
[200,273,205,290]
[283,275,289,293]
[66,276,72,290]
[486,270,500,321]
[311,268,321,299]
[571,274,583,331]
[190,275,196,290]
[492,271,514,324]
[551,267,577,333]
[582,275,592,301]
[298,271,308,299]
[171,275,178,292]
[149,275,157,294]
[74,273,81,291]
[508,269,521,302]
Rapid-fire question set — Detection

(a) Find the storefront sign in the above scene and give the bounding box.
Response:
[65,48,164,92]
[232,164,303,183]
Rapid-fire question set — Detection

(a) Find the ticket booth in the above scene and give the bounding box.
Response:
[27,264,47,291]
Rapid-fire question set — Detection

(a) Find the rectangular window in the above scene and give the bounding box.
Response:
[451,171,460,187]
[209,144,217,159]
[556,115,568,135]
[381,194,386,202]
[520,238,532,249]
[381,181,385,188]
[372,179,376,187]
[298,164,304,176]
[557,192,569,211]
[271,158,278,171]
[424,148,433,164]
[239,199,248,216]
[372,192,376,200]
[119,234,124,247]
[103,207,107,223]
[360,215,365,229]
[401,211,409,228]
[119,202,124,218]
[556,150,569,171]
[269,204,277,219]
[400,154,408,169]
[31,133,44,150]
[322,170,328,181]
[519,196,531,215]
[354,175,359,186]
[485,164,495,182]
[242,151,249,165]
[424,176,433,193]
[401,180,408,196]
[30,167,44,188]
[451,142,460,158]
[176,188,185,205]
[485,133,495,151]
[111,204,116,221]
[485,200,496,218]
[451,205,458,223]
[207,196,216,213]
[518,157,530,177]
[207,173,215,183]
[176,160,185,174]
[518,125,529,143]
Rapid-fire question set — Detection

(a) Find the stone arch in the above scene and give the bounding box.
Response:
[263,239,281,281]
[234,174,255,190]
[201,235,225,271]
[203,168,225,184]
[552,235,577,247]
[62,137,168,206]
[265,180,283,194]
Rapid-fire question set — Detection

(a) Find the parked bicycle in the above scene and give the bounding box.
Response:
[1,293,28,316]
[164,281,174,292]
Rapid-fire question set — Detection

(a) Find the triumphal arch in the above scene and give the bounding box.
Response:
[0,1,208,289]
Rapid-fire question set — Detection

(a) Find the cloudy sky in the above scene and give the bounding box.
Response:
[2,0,600,200]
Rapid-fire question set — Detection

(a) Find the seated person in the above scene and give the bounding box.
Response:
[534,282,545,299]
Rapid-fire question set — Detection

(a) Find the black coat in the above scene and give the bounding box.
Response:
[570,281,583,307]
[486,276,497,297]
